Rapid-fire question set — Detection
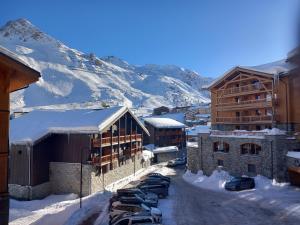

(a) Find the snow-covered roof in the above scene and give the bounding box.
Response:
[207,59,296,89]
[143,117,186,129]
[187,142,198,148]
[144,144,178,153]
[287,151,300,159]
[0,45,32,68]
[10,106,149,144]
[187,125,211,136]
[152,146,178,154]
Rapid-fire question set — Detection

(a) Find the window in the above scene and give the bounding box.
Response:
[248,164,256,173]
[241,143,261,155]
[217,159,224,166]
[236,112,240,117]
[256,125,261,131]
[213,142,230,153]
[255,109,261,116]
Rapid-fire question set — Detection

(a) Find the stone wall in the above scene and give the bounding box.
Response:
[9,182,51,200]
[187,133,300,182]
[50,153,149,197]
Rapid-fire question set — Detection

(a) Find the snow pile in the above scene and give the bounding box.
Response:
[183,169,232,191]
[143,117,186,128]
[142,150,154,161]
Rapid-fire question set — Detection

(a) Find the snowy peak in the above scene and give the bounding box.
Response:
[0,19,212,112]
[0,18,59,45]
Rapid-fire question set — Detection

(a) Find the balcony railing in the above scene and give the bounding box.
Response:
[92,134,142,148]
[211,130,268,137]
[217,83,271,96]
[215,115,272,124]
[216,98,272,111]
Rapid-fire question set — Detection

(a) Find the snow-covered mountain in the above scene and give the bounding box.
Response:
[0,19,212,112]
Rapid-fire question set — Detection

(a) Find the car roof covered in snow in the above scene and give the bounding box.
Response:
[143,117,186,129]
[10,106,149,144]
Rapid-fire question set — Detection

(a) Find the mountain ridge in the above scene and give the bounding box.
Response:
[0,18,212,113]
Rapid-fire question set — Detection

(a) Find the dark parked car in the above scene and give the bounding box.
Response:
[139,177,169,187]
[146,173,171,183]
[137,184,168,198]
[225,177,255,191]
[119,194,158,207]
[117,188,158,202]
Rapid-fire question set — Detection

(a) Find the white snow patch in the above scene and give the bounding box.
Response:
[143,117,186,128]
[287,151,300,159]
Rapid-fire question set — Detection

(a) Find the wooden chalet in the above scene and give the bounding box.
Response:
[209,58,300,132]
[9,106,149,197]
[143,117,186,148]
[0,46,40,225]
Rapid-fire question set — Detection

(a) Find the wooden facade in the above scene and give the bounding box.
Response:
[144,122,186,148]
[0,48,40,225]
[9,110,148,188]
[210,65,300,132]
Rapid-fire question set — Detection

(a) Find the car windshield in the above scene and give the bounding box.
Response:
[230,177,241,182]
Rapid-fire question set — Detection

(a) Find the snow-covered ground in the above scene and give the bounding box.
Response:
[183,169,300,219]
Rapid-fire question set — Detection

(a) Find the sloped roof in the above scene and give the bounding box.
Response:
[0,45,40,92]
[208,59,296,89]
[10,106,149,144]
[143,117,186,129]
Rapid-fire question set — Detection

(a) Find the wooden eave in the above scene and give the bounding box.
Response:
[0,50,40,93]
[209,67,274,90]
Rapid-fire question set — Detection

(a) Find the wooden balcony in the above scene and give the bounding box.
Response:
[211,130,268,137]
[91,153,119,166]
[92,134,142,148]
[217,83,272,97]
[216,98,272,111]
[215,115,273,124]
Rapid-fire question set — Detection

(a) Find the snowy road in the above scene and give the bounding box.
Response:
[172,168,300,225]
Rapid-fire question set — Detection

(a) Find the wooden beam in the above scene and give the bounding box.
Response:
[0,74,10,225]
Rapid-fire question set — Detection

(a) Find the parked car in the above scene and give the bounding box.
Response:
[137,184,168,198]
[118,194,158,207]
[225,177,255,191]
[139,177,169,187]
[110,201,162,222]
[117,188,158,202]
[111,212,162,225]
[145,173,171,183]
[167,157,186,167]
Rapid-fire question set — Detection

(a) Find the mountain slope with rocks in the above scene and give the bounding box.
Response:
[0,19,212,112]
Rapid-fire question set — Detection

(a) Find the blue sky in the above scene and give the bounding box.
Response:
[1,0,299,77]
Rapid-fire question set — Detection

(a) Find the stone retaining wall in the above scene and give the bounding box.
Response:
[9,182,51,200]
[50,154,149,196]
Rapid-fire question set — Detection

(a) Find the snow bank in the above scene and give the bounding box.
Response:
[183,169,232,191]
[260,128,286,135]
[183,169,300,218]
[153,146,178,154]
